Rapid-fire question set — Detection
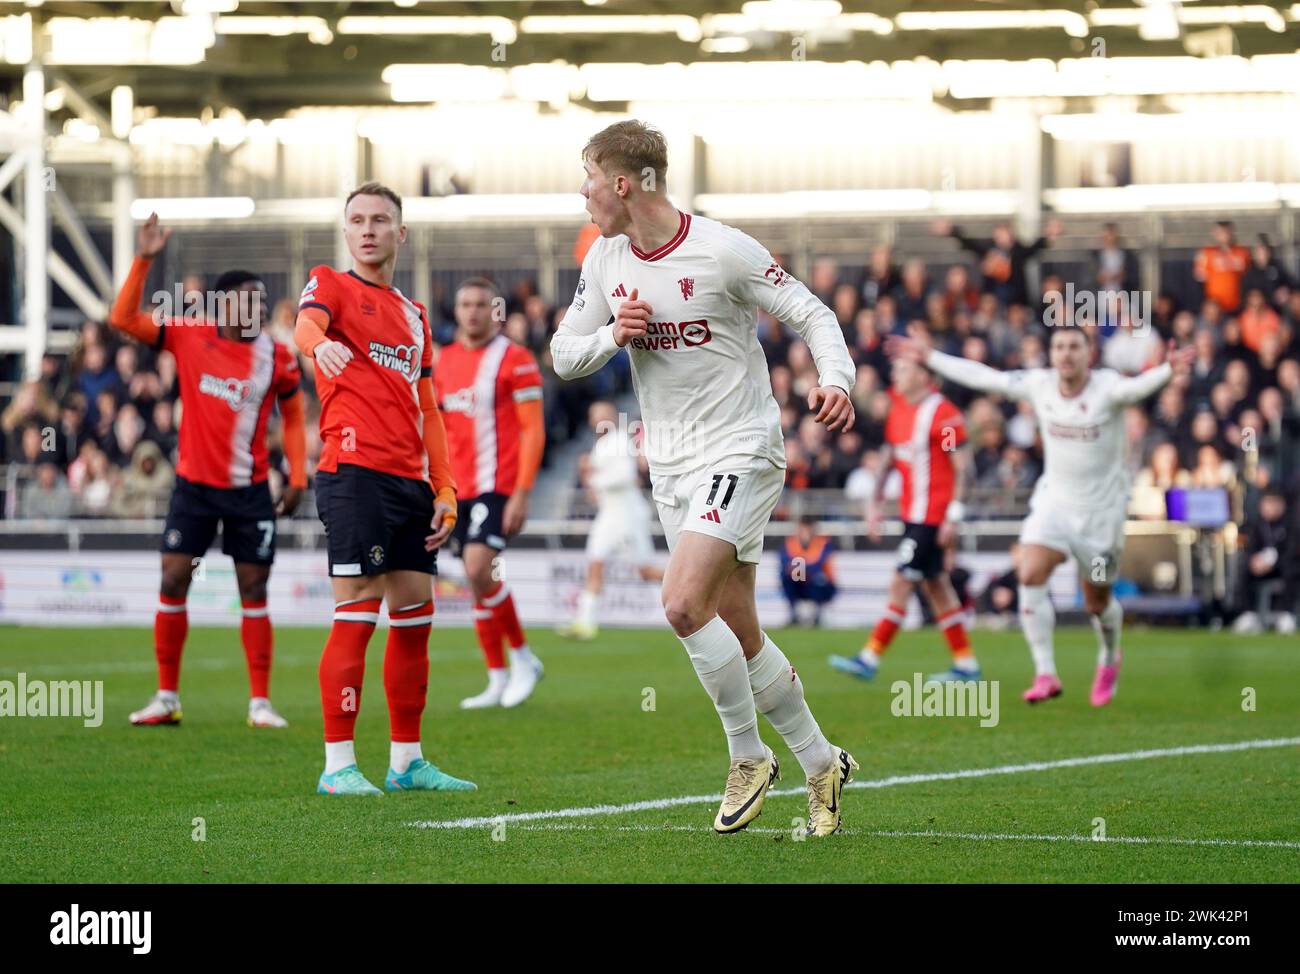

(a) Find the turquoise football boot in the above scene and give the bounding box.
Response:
[385,758,477,792]
[317,764,383,796]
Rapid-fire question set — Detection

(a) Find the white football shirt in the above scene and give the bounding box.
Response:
[926,350,1173,511]
[550,211,856,477]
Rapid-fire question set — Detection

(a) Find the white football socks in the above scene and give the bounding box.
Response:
[679,616,764,761]
[390,741,423,775]
[576,590,598,627]
[507,644,536,667]
[1019,584,1057,677]
[324,740,356,775]
[1091,596,1123,667]
[748,634,835,776]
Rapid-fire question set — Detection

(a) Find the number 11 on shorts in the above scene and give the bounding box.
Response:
[706,474,739,510]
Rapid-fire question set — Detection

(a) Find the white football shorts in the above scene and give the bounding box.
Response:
[650,454,785,565]
[586,494,655,562]
[1020,497,1128,584]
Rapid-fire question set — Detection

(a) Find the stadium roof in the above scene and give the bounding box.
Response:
[1,1,1299,115]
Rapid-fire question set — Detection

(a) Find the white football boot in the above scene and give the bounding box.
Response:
[805,746,859,837]
[247,697,289,728]
[714,745,781,834]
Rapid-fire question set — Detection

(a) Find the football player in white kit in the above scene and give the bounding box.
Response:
[550,120,859,836]
[888,326,1193,706]
[558,399,665,640]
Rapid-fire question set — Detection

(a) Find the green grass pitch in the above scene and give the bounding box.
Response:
[2,624,1297,883]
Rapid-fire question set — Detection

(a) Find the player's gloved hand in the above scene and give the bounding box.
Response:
[612,288,652,347]
[276,484,303,516]
[425,487,457,551]
[809,385,855,432]
[312,340,353,379]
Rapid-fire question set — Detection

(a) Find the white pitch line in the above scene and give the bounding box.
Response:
[409,736,1300,831]
[484,822,1300,849]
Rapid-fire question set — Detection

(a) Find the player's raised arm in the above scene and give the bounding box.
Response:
[887,335,1027,399]
[1108,343,1191,405]
[550,245,626,380]
[107,213,168,346]
[722,230,856,431]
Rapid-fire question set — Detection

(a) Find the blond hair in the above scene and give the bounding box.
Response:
[583,120,668,187]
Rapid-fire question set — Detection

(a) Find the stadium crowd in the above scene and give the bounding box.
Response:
[3,218,1298,581]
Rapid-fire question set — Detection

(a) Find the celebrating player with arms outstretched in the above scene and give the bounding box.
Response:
[110,214,306,730]
[294,182,473,796]
[551,120,859,836]
[435,277,546,710]
[887,326,1194,706]
[829,354,980,684]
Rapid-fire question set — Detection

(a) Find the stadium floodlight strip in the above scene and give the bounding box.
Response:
[1044,183,1290,213]
[895,9,1090,38]
[689,189,1024,220]
[705,6,894,36]
[519,15,703,42]
[215,16,332,39]
[335,16,517,44]
[128,197,255,221]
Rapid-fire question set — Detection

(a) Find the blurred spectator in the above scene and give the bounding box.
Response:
[1179,409,1227,470]
[1123,405,1163,477]
[18,461,74,519]
[1233,487,1297,634]
[940,264,980,318]
[1189,443,1234,489]
[1187,327,1224,403]
[778,517,837,627]
[1093,223,1139,320]
[1194,221,1251,314]
[1131,442,1189,519]
[147,399,179,462]
[858,245,898,309]
[933,217,1061,308]
[115,440,174,517]
[70,443,117,516]
[809,258,841,305]
[1238,288,1282,353]
[892,258,931,329]
[1242,236,1292,310]
[1256,387,1300,487]
[77,343,118,426]
[3,380,60,454]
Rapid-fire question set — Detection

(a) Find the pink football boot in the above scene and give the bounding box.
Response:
[1022,673,1063,703]
[1090,656,1121,707]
